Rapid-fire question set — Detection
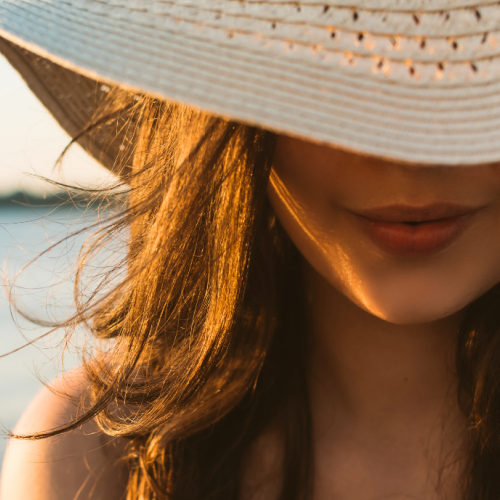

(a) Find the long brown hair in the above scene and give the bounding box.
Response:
[13,89,312,500]
[11,86,500,499]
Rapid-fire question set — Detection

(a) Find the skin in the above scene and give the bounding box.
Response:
[0,371,127,500]
[269,137,500,325]
[5,136,500,499]
[244,136,500,500]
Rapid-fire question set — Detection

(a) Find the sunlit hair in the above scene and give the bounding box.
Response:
[12,89,312,500]
[10,87,500,500]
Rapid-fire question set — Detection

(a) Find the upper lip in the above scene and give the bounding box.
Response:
[352,203,483,223]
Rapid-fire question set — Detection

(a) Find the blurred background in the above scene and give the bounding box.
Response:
[0,53,120,469]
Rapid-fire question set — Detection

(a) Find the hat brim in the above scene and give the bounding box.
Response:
[2,0,500,166]
[0,37,131,175]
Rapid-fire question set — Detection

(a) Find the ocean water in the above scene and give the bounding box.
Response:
[0,202,119,470]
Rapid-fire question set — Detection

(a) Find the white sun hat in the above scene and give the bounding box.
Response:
[1,0,500,166]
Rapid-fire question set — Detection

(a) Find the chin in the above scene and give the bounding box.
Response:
[363,299,465,326]
[353,275,491,326]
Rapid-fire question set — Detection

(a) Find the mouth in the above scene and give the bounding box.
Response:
[352,203,484,257]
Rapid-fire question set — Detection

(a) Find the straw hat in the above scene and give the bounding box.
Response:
[1,0,500,168]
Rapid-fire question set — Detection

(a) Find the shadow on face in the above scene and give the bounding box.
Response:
[269,135,500,324]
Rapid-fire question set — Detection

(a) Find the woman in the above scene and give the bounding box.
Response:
[1,1,500,498]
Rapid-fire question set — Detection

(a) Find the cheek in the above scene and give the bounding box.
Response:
[267,168,373,309]
[268,168,500,325]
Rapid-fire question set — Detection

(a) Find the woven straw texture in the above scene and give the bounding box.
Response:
[1,0,500,164]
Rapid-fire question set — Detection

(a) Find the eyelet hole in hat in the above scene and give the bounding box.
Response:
[436,62,445,80]
[475,9,482,21]
[352,11,359,22]
[412,14,420,25]
[323,5,329,14]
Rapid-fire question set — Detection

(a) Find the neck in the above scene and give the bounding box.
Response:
[304,261,468,494]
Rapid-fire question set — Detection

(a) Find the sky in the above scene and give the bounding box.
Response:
[0,54,118,196]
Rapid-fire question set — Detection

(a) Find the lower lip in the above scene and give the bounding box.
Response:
[358,213,478,257]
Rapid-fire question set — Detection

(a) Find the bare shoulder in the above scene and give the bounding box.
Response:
[0,368,128,500]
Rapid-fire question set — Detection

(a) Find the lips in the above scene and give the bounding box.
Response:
[352,203,482,257]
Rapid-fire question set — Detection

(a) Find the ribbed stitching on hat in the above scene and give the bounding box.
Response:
[1,7,498,133]
[12,0,500,88]
[7,0,500,93]
[78,0,500,68]
[91,0,492,37]
[2,0,500,163]
[11,0,500,102]
[8,5,500,131]
[223,0,498,12]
